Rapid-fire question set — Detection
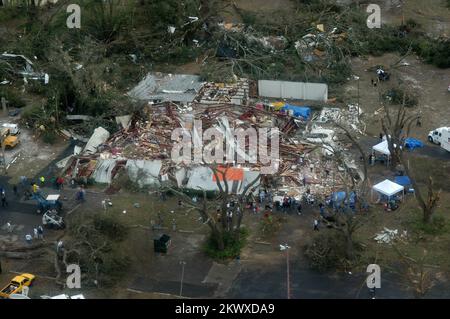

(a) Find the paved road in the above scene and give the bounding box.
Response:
[228,260,450,299]
[360,136,450,161]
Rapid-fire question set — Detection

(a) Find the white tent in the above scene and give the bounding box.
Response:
[372,140,402,156]
[372,140,391,155]
[372,179,404,197]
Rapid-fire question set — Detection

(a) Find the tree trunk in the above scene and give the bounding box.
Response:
[345,231,355,261]
[401,155,440,224]
[422,207,433,224]
[213,228,225,251]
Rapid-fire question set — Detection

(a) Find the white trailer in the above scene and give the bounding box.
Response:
[428,127,450,152]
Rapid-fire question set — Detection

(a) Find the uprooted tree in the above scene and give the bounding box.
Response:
[53,213,130,288]
[164,164,260,258]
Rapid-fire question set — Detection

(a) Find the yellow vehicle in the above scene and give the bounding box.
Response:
[0,128,19,149]
[0,273,35,298]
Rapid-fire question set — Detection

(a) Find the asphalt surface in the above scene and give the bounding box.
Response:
[228,260,450,299]
[360,136,450,161]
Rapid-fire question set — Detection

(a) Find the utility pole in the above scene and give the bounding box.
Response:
[353,75,361,123]
[357,77,360,108]
[179,261,186,297]
[280,244,291,299]
[286,248,290,299]
[0,130,6,174]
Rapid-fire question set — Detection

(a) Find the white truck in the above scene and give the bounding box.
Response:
[428,127,450,152]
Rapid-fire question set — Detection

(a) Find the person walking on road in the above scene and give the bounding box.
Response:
[40,176,45,186]
[37,226,44,240]
[6,221,12,233]
[313,219,319,231]
[1,191,7,207]
[13,185,18,197]
[33,228,38,239]
[56,240,64,254]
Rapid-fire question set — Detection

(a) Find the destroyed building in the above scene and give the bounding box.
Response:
[59,74,365,200]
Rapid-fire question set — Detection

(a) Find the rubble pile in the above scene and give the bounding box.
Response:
[106,104,181,160]
[195,78,251,105]
[59,70,366,197]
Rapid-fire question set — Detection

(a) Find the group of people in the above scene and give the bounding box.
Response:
[25,225,44,244]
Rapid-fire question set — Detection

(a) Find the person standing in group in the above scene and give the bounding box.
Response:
[37,226,44,240]
[297,203,302,216]
[20,176,27,187]
[259,190,266,204]
[33,227,38,239]
[319,203,325,216]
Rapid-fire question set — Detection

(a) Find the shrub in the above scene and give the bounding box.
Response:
[410,215,448,236]
[384,88,419,107]
[93,214,129,241]
[0,88,26,108]
[259,212,283,237]
[204,228,249,260]
[304,230,351,271]
[97,254,131,287]
[20,104,41,122]
[42,130,57,144]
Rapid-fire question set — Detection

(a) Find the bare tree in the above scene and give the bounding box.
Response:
[380,91,419,170]
[381,91,440,224]
[393,247,438,298]
[164,164,260,252]
[401,157,441,224]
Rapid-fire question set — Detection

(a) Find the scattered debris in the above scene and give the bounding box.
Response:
[374,228,398,244]
[0,53,49,84]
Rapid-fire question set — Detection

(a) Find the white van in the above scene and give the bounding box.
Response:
[2,123,20,135]
[428,127,450,152]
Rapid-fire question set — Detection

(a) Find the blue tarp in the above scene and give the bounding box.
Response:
[332,191,346,203]
[281,104,311,120]
[394,176,411,187]
[405,138,424,150]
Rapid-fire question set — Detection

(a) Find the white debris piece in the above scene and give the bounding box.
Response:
[374,228,398,244]
[83,127,110,155]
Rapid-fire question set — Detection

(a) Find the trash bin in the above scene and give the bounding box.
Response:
[154,234,171,253]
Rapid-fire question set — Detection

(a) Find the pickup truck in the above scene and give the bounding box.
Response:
[0,273,35,298]
[0,128,19,149]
